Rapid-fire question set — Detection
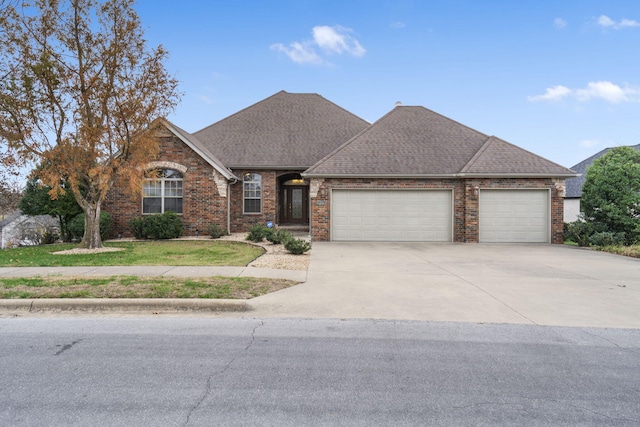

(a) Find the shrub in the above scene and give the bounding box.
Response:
[563,220,595,247]
[265,228,293,244]
[207,224,227,239]
[128,212,184,240]
[588,231,626,247]
[42,230,59,245]
[284,238,311,255]
[246,223,268,242]
[69,212,113,241]
[129,217,145,239]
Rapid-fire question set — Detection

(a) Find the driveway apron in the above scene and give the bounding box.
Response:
[248,243,640,328]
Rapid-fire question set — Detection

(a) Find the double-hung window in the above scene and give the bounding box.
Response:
[243,173,262,214]
[143,169,183,214]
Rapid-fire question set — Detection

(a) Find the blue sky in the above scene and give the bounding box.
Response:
[135,0,640,168]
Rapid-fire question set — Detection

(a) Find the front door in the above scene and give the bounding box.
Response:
[280,186,309,224]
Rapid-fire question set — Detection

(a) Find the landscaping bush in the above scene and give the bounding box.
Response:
[129,217,145,239]
[42,230,59,245]
[265,228,293,244]
[69,212,113,241]
[588,231,626,247]
[246,223,268,242]
[128,212,184,240]
[207,224,227,239]
[284,238,311,255]
[563,220,596,247]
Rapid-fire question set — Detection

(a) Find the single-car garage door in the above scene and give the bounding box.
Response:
[331,190,452,241]
[479,189,549,243]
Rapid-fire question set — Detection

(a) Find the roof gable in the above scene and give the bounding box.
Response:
[156,118,236,180]
[305,106,576,178]
[193,91,370,169]
[461,136,577,176]
[305,106,488,176]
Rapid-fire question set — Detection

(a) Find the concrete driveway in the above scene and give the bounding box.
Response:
[248,243,640,328]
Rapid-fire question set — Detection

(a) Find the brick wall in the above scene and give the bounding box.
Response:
[228,170,276,233]
[228,170,305,232]
[103,127,228,238]
[310,177,566,244]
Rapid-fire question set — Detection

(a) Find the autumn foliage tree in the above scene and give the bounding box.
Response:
[0,0,180,248]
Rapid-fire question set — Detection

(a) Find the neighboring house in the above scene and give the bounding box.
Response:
[104,90,577,243]
[564,144,640,222]
[0,212,59,249]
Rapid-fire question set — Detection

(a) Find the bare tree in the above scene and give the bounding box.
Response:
[0,0,180,248]
[0,177,23,218]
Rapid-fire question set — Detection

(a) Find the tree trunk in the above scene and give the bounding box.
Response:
[78,201,103,249]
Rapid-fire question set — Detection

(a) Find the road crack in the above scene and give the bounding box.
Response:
[55,339,83,356]
[183,321,264,426]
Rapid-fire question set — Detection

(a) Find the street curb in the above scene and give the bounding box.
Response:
[0,298,250,314]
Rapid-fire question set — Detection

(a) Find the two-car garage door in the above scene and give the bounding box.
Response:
[332,190,452,241]
[330,189,550,243]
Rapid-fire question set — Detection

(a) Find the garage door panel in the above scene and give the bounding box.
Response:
[479,190,549,243]
[332,190,452,242]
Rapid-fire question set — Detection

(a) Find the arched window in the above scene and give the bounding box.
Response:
[243,173,262,214]
[143,169,183,214]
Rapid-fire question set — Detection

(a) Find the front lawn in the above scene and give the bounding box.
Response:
[0,240,264,267]
[0,275,297,299]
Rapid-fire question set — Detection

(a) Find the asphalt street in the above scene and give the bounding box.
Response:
[1,317,639,426]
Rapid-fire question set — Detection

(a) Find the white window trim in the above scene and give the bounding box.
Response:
[243,173,262,214]
[142,170,184,215]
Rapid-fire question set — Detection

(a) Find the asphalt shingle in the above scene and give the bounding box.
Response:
[193,91,370,168]
[305,106,576,177]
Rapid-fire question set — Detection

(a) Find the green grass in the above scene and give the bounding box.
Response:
[0,275,297,299]
[0,240,264,267]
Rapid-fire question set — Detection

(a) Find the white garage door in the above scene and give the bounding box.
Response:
[331,190,452,241]
[479,190,549,243]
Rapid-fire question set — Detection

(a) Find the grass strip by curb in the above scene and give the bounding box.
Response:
[0,275,298,299]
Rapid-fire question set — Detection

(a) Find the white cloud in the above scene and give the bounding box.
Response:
[271,25,366,65]
[575,81,630,103]
[527,85,571,102]
[554,18,567,29]
[390,22,406,29]
[312,26,366,57]
[597,15,640,30]
[270,42,323,65]
[528,81,640,104]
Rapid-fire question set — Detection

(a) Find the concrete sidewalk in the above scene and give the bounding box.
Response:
[0,265,306,282]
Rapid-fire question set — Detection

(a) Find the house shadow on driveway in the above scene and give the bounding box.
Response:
[247,243,640,329]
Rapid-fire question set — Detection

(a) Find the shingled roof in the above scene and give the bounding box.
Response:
[565,144,640,198]
[194,91,370,169]
[156,118,237,180]
[304,106,577,178]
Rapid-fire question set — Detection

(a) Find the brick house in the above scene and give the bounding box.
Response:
[104,91,577,243]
